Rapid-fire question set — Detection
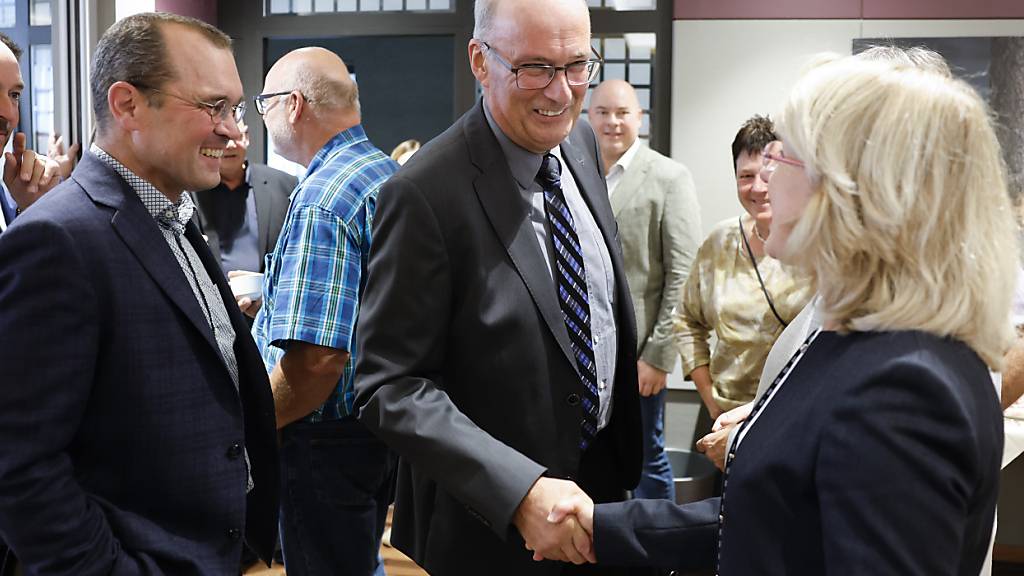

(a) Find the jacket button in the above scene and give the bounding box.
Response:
[566,393,580,406]
[226,443,242,460]
[227,527,241,541]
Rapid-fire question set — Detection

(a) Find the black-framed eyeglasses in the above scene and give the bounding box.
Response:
[253,90,311,115]
[136,84,245,125]
[479,41,603,90]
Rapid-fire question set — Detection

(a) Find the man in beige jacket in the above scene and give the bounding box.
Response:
[589,79,701,499]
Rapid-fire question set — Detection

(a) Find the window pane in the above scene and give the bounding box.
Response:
[628,62,650,85]
[293,0,313,12]
[382,0,403,9]
[337,0,357,9]
[269,0,452,12]
[269,0,291,14]
[603,37,626,60]
[30,0,50,26]
[407,0,426,8]
[360,0,381,9]
[428,0,450,9]
[315,0,335,12]
[31,44,53,153]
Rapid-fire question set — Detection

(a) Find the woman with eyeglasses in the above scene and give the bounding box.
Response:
[674,115,813,439]
[549,54,1016,576]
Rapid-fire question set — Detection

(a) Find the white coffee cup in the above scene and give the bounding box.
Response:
[229,272,264,300]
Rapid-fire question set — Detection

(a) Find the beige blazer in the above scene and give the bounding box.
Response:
[611,144,702,372]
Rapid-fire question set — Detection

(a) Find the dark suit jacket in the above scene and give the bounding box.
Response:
[354,101,643,575]
[595,331,1002,576]
[0,153,280,575]
[191,162,296,271]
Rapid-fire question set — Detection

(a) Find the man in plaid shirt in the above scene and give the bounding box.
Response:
[252,47,398,576]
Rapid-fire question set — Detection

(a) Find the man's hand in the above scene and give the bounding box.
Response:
[47,133,80,180]
[513,477,596,564]
[227,270,262,318]
[638,360,668,397]
[545,493,596,561]
[5,133,61,210]
[712,402,752,432]
[696,423,734,471]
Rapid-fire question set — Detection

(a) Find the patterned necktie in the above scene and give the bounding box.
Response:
[537,153,600,450]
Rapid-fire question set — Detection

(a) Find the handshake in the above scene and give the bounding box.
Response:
[513,477,598,565]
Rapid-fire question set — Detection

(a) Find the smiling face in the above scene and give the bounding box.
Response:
[588,80,642,163]
[133,24,243,197]
[220,118,249,180]
[471,0,591,154]
[735,149,770,221]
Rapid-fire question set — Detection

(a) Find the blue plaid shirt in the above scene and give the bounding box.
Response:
[253,125,398,421]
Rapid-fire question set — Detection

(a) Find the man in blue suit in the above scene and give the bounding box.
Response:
[0,12,279,575]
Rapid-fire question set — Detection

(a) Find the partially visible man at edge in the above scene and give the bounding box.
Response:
[0,13,279,574]
[252,47,398,576]
[0,31,62,234]
[353,0,645,574]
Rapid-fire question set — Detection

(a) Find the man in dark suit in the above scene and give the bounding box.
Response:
[0,12,278,575]
[354,0,642,574]
[191,118,296,276]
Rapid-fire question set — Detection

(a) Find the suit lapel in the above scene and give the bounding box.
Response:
[610,145,653,217]
[465,104,578,369]
[75,153,223,357]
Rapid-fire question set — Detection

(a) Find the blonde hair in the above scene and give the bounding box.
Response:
[777,55,1018,368]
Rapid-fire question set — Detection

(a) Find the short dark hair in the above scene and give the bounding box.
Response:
[0,32,21,61]
[90,12,232,132]
[731,114,777,169]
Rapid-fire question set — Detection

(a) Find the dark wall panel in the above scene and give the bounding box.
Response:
[267,35,455,156]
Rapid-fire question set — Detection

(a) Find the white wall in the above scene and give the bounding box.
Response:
[671,18,1024,235]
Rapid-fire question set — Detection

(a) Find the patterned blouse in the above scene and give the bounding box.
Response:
[675,217,814,411]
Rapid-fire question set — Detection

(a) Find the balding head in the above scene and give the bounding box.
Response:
[588,79,643,168]
[266,47,360,116]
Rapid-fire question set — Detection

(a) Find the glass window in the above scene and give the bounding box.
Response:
[267,0,453,13]
[30,0,50,26]
[0,0,15,27]
[587,34,657,140]
[31,44,52,153]
[589,0,656,9]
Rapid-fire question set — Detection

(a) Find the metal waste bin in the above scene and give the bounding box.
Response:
[665,448,718,505]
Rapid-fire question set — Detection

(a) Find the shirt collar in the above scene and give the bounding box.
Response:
[299,124,368,189]
[483,101,549,190]
[610,137,643,174]
[90,143,195,234]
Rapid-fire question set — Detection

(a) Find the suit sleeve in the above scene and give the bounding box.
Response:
[594,497,719,571]
[0,218,157,575]
[354,176,546,537]
[640,163,702,373]
[816,355,992,575]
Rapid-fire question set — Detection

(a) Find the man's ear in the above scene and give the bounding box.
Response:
[287,91,304,126]
[468,40,488,88]
[107,81,145,131]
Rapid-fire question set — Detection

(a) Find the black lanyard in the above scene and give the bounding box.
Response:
[738,217,788,328]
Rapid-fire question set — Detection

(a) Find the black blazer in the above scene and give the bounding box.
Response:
[0,153,279,575]
[191,162,296,272]
[354,101,642,575]
[594,330,1002,576]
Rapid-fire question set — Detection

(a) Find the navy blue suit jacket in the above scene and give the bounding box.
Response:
[595,331,1002,576]
[0,153,279,575]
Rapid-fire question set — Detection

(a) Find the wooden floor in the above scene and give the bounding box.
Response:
[243,507,428,576]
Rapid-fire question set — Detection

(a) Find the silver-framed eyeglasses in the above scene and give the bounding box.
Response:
[479,41,603,90]
[761,140,804,176]
[253,90,311,115]
[136,84,245,124]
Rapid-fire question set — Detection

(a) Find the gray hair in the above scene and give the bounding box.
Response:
[287,61,361,115]
[474,0,589,42]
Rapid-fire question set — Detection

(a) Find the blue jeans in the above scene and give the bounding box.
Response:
[278,417,396,576]
[634,388,674,500]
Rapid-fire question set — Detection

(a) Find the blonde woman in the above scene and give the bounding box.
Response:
[548,54,1017,576]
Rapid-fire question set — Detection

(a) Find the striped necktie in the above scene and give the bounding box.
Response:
[537,153,599,450]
